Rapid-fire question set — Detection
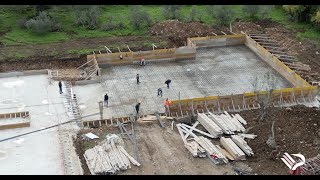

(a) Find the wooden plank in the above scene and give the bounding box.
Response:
[216,145,234,161]
[118,146,141,166]
[220,137,246,161]
[184,121,200,139]
[180,123,215,139]
[231,135,254,156]
[197,113,222,137]
[208,112,233,134]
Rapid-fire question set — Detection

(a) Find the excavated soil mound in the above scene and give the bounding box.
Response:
[238,105,320,175]
[149,20,226,46]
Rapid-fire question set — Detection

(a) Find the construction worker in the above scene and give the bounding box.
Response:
[157,88,163,97]
[58,81,63,94]
[140,58,145,66]
[135,101,141,115]
[136,74,140,84]
[164,98,171,114]
[104,93,109,107]
[165,79,171,89]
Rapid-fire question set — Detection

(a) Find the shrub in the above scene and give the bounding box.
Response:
[25,11,56,34]
[188,5,198,22]
[74,5,101,30]
[16,18,28,29]
[162,5,182,20]
[207,5,235,26]
[129,6,152,30]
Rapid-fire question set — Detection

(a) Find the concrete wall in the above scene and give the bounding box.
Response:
[190,34,246,48]
[88,46,196,66]
[168,86,318,116]
[0,70,48,78]
[244,35,310,87]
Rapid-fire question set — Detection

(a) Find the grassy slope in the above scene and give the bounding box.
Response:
[269,7,320,43]
[0,5,319,58]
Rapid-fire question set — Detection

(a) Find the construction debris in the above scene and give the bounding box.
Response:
[238,133,257,140]
[83,134,140,175]
[83,133,99,140]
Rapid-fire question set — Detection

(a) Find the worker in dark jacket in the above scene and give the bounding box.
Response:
[58,81,63,94]
[136,74,140,84]
[165,79,171,89]
[104,93,109,107]
[135,101,141,115]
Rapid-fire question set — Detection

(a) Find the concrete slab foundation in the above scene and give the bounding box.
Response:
[0,75,82,175]
[77,45,292,120]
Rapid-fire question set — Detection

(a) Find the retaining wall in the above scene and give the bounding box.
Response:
[89,46,196,66]
[190,34,246,48]
[168,86,318,116]
[244,35,310,87]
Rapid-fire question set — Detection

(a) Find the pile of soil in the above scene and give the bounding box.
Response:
[238,105,320,175]
[149,20,227,46]
[0,57,86,73]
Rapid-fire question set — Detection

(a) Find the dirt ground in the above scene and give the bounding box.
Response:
[149,20,230,47]
[73,121,254,175]
[237,105,320,175]
[74,105,320,175]
[0,36,173,73]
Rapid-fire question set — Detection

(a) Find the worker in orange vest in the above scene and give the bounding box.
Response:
[164,98,171,114]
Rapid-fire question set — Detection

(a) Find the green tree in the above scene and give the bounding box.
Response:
[188,5,198,22]
[162,5,182,20]
[74,6,101,30]
[129,5,152,29]
[311,10,320,27]
[207,5,235,26]
[243,5,260,19]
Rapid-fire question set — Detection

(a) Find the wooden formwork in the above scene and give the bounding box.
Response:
[169,86,318,116]
[0,111,31,130]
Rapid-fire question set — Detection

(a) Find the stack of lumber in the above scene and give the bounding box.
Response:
[231,135,254,156]
[197,113,223,137]
[231,114,247,125]
[176,123,228,164]
[84,134,140,175]
[206,112,246,134]
[220,137,246,161]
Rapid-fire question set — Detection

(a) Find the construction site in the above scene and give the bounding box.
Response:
[0,20,320,175]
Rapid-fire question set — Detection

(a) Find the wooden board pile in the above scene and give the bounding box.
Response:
[176,123,228,164]
[176,112,256,163]
[84,134,140,175]
[197,113,223,138]
[207,112,246,134]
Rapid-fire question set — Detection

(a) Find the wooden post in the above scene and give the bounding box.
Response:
[98,101,104,120]
[217,95,221,112]
[231,94,235,111]
[301,90,307,103]
[242,94,247,110]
